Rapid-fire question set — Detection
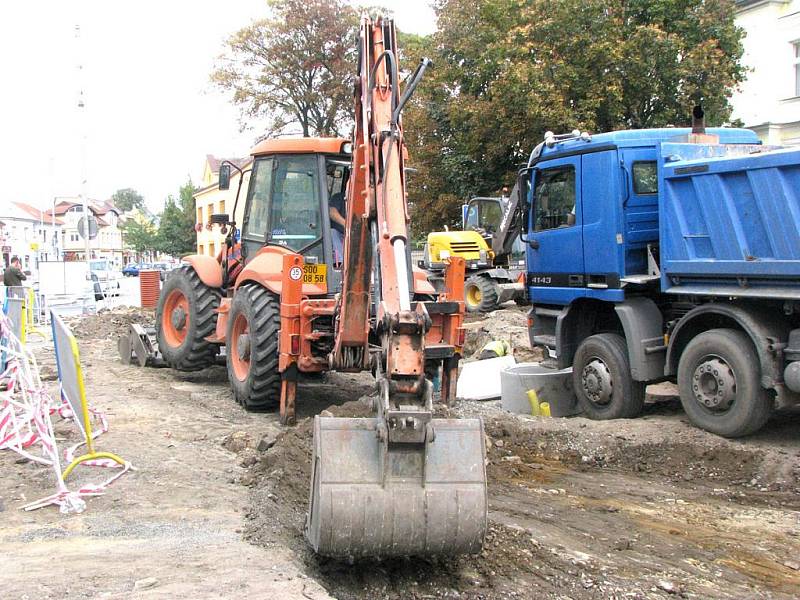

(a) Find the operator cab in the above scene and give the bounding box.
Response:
[464,197,503,238]
[230,138,351,295]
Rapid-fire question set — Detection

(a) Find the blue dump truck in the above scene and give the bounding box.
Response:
[518,124,800,437]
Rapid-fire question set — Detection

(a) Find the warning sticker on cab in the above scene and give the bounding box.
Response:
[303,264,327,285]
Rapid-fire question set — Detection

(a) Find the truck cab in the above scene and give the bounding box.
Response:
[520,127,800,437]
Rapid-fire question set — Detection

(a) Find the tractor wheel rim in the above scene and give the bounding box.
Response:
[162,289,190,347]
[230,313,250,381]
[692,356,736,411]
[581,358,613,406]
[467,286,481,306]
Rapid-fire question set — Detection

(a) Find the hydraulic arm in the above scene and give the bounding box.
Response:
[305,16,487,559]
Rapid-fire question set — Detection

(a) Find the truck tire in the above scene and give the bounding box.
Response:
[573,333,645,419]
[226,283,281,411]
[677,328,772,438]
[157,266,221,371]
[464,275,499,313]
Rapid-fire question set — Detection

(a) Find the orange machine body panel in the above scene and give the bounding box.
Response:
[235,246,327,297]
[250,137,348,157]
[182,254,223,289]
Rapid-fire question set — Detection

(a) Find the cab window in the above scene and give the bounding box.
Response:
[243,157,274,241]
[465,200,503,234]
[632,161,658,195]
[534,166,576,231]
[267,155,321,251]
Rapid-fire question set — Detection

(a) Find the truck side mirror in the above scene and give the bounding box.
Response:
[219,164,231,190]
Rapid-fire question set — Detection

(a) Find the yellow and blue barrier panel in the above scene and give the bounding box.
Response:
[51,311,126,479]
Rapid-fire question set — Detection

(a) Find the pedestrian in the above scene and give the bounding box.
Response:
[3,256,27,298]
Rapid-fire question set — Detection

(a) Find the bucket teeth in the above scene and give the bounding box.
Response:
[306,416,487,559]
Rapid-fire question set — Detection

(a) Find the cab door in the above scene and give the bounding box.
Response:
[526,155,584,304]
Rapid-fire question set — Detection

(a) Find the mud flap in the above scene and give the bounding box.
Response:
[305,416,487,559]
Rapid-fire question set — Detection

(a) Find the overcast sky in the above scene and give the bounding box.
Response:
[0,0,436,214]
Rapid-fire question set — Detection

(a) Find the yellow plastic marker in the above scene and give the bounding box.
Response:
[539,402,551,417]
[60,331,126,480]
[526,389,540,416]
[23,289,46,341]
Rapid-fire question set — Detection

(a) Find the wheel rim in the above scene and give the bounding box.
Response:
[466,285,481,308]
[230,313,251,381]
[581,358,613,406]
[162,289,190,348]
[691,355,736,412]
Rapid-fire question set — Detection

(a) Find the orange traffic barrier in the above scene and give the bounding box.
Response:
[139,271,161,308]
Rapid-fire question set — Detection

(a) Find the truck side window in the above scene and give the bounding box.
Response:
[534,166,576,231]
[632,161,658,195]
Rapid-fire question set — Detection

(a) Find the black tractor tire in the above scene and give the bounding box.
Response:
[226,283,281,411]
[156,266,221,371]
[677,328,772,438]
[573,333,645,419]
[464,275,500,313]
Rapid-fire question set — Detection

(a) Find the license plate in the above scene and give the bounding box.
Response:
[303,264,327,285]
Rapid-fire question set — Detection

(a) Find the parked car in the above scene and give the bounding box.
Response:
[153,262,171,281]
[122,263,140,277]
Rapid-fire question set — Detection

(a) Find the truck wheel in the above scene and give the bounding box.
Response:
[464,275,499,313]
[677,328,772,438]
[226,283,281,411]
[157,266,220,371]
[573,333,645,419]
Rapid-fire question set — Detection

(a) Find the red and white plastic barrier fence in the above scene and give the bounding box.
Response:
[0,312,132,513]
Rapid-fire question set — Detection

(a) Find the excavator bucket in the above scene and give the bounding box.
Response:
[306,416,487,559]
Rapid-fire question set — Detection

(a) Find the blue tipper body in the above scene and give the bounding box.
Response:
[659,144,800,299]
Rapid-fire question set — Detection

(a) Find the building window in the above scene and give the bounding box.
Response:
[208,203,214,219]
[219,200,225,214]
[209,242,216,256]
[795,42,800,97]
[198,243,204,255]
[197,206,203,224]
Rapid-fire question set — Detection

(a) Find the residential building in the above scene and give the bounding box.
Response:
[194,155,251,257]
[0,201,64,273]
[731,0,800,144]
[53,198,124,266]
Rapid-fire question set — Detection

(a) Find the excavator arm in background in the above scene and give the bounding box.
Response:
[305,15,487,560]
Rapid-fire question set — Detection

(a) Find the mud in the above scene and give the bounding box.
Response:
[68,306,155,341]
[3,307,800,599]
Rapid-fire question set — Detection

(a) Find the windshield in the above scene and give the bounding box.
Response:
[243,154,322,253]
[464,199,503,234]
[90,259,109,271]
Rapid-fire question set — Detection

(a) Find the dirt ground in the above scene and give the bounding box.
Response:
[2,306,799,599]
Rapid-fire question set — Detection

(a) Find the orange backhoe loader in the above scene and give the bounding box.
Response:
[154,16,487,558]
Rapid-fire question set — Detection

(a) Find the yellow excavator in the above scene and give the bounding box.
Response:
[422,191,528,312]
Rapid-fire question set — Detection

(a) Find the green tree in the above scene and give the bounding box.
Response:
[121,218,158,255]
[111,188,145,212]
[212,0,359,137]
[157,180,198,258]
[405,0,746,234]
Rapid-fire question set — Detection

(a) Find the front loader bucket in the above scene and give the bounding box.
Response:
[305,416,487,559]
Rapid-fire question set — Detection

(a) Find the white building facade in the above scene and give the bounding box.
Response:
[0,202,63,274]
[731,0,800,144]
